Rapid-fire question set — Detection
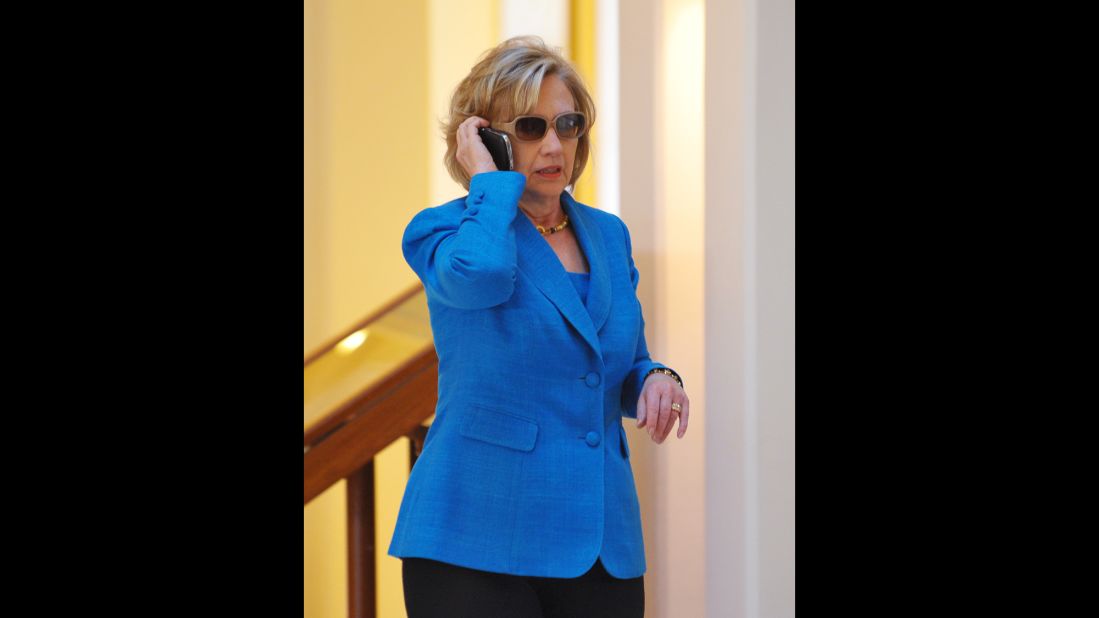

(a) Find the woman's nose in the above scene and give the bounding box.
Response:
[539,128,563,153]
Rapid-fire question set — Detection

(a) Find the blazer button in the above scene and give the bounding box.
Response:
[585,372,601,388]
[585,431,600,447]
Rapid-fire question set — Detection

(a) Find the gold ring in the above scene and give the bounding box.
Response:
[671,402,682,412]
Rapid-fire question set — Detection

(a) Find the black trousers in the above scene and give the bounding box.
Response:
[402,556,645,618]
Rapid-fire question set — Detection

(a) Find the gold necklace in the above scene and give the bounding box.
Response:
[536,214,570,235]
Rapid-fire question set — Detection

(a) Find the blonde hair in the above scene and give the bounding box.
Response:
[442,35,597,191]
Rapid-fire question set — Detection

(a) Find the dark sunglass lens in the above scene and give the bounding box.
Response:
[514,117,547,140]
[556,113,585,138]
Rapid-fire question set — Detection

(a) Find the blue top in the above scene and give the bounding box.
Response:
[567,270,590,305]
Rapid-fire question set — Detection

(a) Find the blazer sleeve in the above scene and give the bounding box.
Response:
[402,172,527,310]
[618,216,669,419]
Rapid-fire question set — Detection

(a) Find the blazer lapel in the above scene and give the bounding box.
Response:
[561,192,611,334]
[514,192,610,361]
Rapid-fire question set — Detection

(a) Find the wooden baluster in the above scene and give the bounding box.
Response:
[344,426,430,618]
[408,425,429,469]
[347,461,375,618]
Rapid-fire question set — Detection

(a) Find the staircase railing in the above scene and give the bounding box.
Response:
[305,282,436,618]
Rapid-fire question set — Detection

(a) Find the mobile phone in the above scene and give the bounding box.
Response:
[478,127,513,172]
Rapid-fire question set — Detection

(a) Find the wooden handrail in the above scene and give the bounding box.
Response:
[304,346,438,503]
[305,283,438,618]
[305,342,436,451]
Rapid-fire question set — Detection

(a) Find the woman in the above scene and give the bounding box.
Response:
[388,36,690,618]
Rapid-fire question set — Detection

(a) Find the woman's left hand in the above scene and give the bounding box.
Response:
[636,373,690,443]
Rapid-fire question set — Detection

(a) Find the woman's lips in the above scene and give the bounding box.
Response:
[536,166,562,179]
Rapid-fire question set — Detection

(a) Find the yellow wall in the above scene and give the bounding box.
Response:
[304,0,327,352]
[569,0,597,207]
[305,1,499,616]
[324,0,429,335]
[429,1,499,206]
[304,0,428,617]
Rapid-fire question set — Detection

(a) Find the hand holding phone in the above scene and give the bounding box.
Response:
[457,116,504,176]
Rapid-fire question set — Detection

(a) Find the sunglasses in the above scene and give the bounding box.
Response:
[491,111,588,142]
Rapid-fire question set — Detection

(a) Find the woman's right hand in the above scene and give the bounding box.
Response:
[456,116,499,177]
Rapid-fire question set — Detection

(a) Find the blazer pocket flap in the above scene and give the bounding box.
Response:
[460,406,538,452]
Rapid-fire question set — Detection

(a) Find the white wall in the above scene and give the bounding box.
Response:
[754,0,795,614]
[705,1,795,618]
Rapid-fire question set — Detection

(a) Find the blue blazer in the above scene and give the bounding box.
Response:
[387,171,668,579]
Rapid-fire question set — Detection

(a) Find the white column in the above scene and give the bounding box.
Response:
[653,0,707,617]
[596,0,620,217]
[617,1,663,614]
[500,0,570,53]
[621,0,707,615]
[705,1,795,617]
[754,0,795,615]
[704,1,754,615]
[620,1,794,616]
